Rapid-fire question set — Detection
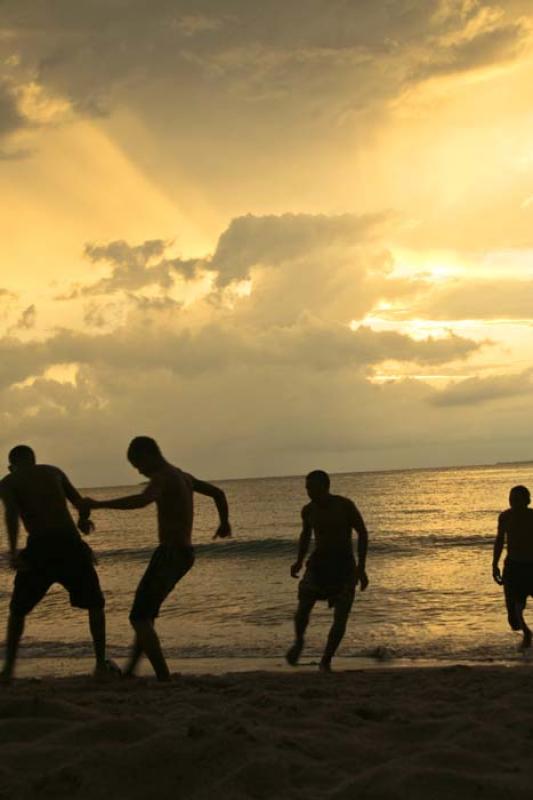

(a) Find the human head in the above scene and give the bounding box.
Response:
[8,445,36,471]
[509,485,531,509]
[127,436,165,476]
[305,469,331,503]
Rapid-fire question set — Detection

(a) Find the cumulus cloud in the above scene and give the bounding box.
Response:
[57,213,422,329]
[211,212,390,286]
[59,240,200,299]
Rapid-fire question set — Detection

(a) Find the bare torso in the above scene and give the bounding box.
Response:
[150,464,194,547]
[1,465,77,537]
[500,508,533,562]
[303,495,357,557]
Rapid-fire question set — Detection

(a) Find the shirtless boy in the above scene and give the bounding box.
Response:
[0,445,109,682]
[493,485,533,649]
[287,470,369,672]
[85,436,231,681]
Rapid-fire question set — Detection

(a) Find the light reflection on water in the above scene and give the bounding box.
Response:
[1,462,533,669]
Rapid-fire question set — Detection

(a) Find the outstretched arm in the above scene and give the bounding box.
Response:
[493,515,505,585]
[190,477,231,538]
[291,509,312,578]
[60,471,94,534]
[352,503,369,590]
[88,481,161,511]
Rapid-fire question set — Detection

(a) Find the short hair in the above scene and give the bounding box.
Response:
[8,445,36,466]
[127,436,163,462]
[510,485,531,507]
[306,469,330,489]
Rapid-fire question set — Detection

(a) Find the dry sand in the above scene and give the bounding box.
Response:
[1,665,533,799]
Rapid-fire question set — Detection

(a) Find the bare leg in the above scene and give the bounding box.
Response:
[123,637,143,677]
[286,596,315,666]
[1,613,25,683]
[320,592,354,671]
[515,602,532,649]
[89,607,107,671]
[131,619,170,682]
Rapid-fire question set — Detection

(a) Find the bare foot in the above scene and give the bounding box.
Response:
[319,659,332,673]
[520,628,532,650]
[0,670,13,686]
[286,641,303,666]
[94,659,122,681]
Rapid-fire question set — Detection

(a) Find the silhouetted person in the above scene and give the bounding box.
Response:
[287,470,369,672]
[85,436,231,682]
[493,485,533,649]
[0,445,110,683]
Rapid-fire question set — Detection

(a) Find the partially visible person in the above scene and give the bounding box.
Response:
[493,484,533,649]
[0,445,112,683]
[287,470,369,672]
[85,436,232,682]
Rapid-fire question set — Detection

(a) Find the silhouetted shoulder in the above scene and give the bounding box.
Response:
[301,503,312,523]
[32,464,65,482]
[498,509,511,529]
[331,494,357,513]
[0,473,13,497]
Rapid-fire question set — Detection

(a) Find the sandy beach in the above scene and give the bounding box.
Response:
[1,665,533,799]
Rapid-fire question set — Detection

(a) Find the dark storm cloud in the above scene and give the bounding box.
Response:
[0,0,528,136]
[410,19,526,82]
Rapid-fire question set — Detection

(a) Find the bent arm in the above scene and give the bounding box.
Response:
[352,505,368,571]
[61,471,86,513]
[493,516,505,571]
[1,485,20,557]
[294,510,313,568]
[190,477,230,536]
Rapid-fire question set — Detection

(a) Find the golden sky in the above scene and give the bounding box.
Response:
[1,0,533,483]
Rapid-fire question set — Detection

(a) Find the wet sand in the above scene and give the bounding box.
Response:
[1,665,533,799]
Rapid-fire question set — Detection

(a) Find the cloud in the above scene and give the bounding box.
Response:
[15,304,36,330]
[0,315,483,393]
[211,212,390,286]
[59,239,200,298]
[1,0,528,139]
[431,369,533,406]
[407,279,533,320]
[0,81,25,137]
[412,11,526,83]
[56,214,422,329]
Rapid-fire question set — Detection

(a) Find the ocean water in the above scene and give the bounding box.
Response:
[2,462,533,674]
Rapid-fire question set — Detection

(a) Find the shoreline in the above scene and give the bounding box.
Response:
[7,652,533,680]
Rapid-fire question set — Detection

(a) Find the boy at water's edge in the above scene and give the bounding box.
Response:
[85,436,231,681]
[493,485,533,650]
[287,470,369,672]
[0,445,112,684]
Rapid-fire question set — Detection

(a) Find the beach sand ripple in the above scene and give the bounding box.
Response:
[1,666,533,799]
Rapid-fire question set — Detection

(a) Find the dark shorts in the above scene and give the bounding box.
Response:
[130,545,195,622]
[10,534,105,617]
[503,560,533,630]
[298,552,356,613]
